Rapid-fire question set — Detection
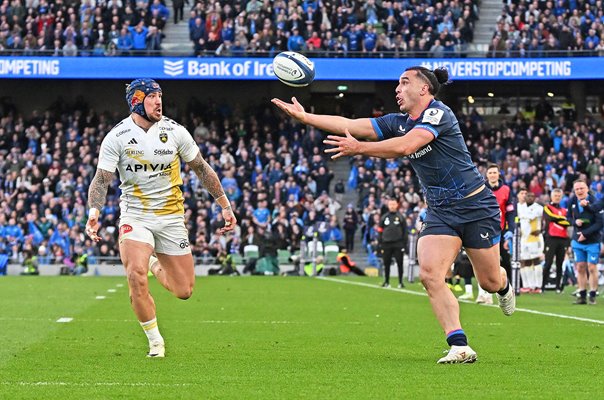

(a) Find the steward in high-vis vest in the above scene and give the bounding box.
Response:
[337,249,366,276]
[21,251,40,276]
[542,188,570,292]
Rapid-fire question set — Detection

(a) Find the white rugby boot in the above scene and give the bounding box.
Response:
[147,341,165,358]
[437,345,477,364]
[497,284,516,316]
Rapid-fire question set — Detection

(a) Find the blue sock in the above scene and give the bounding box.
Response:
[446,329,468,347]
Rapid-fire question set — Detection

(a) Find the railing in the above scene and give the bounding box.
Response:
[1,48,602,58]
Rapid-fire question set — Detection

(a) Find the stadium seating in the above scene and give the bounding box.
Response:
[324,244,340,265]
[243,244,260,260]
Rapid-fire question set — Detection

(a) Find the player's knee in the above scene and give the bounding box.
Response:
[419,266,439,288]
[176,289,193,300]
[175,284,194,300]
[126,267,148,294]
[479,276,500,293]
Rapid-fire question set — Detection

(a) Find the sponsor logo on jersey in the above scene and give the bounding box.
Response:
[128,138,138,145]
[116,128,131,137]
[120,224,133,237]
[159,126,174,131]
[398,125,406,133]
[154,149,174,156]
[130,90,145,108]
[126,163,172,172]
[407,144,433,159]
[159,132,168,143]
[125,148,144,156]
[421,108,444,125]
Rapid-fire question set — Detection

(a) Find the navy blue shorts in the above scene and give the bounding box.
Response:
[419,187,501,249]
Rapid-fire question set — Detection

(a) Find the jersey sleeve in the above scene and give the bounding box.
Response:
[370,113,403,141]
[414,107,450,138]
[97,134,120,172]
[176,126,200,163]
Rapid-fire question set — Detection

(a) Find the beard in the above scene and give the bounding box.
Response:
[147,109,162,122]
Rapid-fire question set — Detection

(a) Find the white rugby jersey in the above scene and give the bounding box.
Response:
[97,115,199,216]
[517,202,544,243]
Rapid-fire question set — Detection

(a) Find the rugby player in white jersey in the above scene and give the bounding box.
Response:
[85,79,237,357]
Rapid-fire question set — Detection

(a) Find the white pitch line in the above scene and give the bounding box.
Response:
[317,277,604,325]
[0,381,195,387]
[116,284,124,288]
[56,317,73,323]
[95,296,106,300]
[107,289,117,293]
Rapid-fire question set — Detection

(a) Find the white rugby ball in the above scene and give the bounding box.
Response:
[272,51,315,87]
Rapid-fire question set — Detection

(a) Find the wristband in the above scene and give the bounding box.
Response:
[215,194,230,209]
[89,208,100,219]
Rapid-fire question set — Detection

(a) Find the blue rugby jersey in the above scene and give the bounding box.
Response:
[370,99,484,207]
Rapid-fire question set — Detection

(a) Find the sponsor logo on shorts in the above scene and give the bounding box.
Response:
[480,232,490,240]
[419,223,427,234]
[179,239,190,249]
[120,224,133,237]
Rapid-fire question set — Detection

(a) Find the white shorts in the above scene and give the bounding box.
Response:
[118,215,191,255]
[520,239,544,261]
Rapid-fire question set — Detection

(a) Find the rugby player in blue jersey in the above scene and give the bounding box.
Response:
[272,66,515,363]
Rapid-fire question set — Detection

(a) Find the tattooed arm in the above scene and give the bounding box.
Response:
[85,168,114,242]
[187,152,237,234]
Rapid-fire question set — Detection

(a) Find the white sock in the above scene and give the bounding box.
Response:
[478,286,489,297]
[534,264,543,289]
[520,267,531,289]
[140,317,164,344]
[465,284,473,296]
[149,255,158,274]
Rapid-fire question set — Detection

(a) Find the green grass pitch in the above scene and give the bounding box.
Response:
[0,276,601,399]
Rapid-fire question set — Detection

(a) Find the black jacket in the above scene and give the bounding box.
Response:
[568,194,603,244]
[379,211,408,247]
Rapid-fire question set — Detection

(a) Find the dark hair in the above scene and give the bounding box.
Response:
[486,163,499,171]
[405,66,450,95]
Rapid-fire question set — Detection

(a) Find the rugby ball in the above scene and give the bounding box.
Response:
[272,51,315,87]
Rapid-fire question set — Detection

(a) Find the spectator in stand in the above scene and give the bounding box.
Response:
[172,0,185,25]
[287,27,305,51]
[128,21,149,54]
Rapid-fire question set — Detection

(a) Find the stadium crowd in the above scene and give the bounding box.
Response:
[2,0,603,58]
[488,0,604,57]
[189,0,479,57]
[0,0,482,57]
[1,90,604,283]
[0,0,168,56]
[0,94,347,270]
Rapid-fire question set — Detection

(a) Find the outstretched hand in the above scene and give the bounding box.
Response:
[271,97,306,122]
[219,208,237,235]
[323,129,362,159]
[85,216,101,243]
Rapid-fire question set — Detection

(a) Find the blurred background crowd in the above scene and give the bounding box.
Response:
[1,91,602,275]
[1,0,600,57]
